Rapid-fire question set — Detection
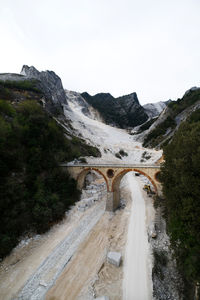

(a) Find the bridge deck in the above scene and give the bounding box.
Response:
[60,163,160,169]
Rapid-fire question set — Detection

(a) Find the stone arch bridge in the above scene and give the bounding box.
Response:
[60,163,162,211]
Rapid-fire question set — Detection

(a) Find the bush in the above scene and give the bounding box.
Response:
[141,151,151,161]
[119,149,128,157]
[115,152,122,159]
[79,157,87,163]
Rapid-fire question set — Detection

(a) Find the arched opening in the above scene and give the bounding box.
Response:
[107,169,114,178]
[76,168,108,212]
[111,169,158,210]
[77,168,109,191]
[154,171,161,182]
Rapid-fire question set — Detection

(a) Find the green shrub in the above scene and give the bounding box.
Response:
[79,157,87,163]
[115,152,122,159]
[0,100,16,116]
[119,149,128,157]
[141,151,151,161]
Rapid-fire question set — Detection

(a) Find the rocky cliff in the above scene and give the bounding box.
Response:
[20,65,67,107]
[0,65,169,130]
[81,92,148,128]
[65,90,103,122]
[143,101,168,118]
[0,66,68,112]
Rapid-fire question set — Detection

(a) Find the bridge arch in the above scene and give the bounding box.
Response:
[111,168,158,210]
[62,164,161,211]
[76,167,109,191]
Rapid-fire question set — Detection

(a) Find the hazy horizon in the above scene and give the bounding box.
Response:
[1,0,200,104]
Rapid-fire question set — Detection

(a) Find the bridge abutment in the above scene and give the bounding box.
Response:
[106,192,114,211]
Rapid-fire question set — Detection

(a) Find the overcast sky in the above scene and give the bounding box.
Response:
[1,0,200,104]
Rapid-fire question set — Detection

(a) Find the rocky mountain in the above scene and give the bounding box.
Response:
[0,66,68,113]
[65,90,103,122]
[0,65,169,131]
[143,101,168,118]
[81,91,149,128]
[138,87,200,148]
[20,65,67,106]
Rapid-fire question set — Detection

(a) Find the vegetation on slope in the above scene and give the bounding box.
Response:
[168,88,200,115]
[137,117,158,133]
[0,95,100,258]
[143,88,200,148]
[143,116,176,147]
[161,110,200,299]
[0,79,41,97]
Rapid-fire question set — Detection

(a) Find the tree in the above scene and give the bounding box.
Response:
[161,114,200,295]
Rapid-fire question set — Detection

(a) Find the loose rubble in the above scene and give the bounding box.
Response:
[149,205,184,299]
[107,252,122,267]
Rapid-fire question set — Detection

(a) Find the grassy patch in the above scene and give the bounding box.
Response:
[0,79,41,93]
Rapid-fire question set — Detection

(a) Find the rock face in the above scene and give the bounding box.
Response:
[21,65,67,107]
[65,90,103,122]
[0,73,26,81]
[143,101,167,118]
[81,92,148,128]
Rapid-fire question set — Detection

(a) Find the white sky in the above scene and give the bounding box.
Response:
[0,0,200,104]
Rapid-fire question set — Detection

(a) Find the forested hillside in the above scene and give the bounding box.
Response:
[0,81,100,258]
[161,109,200,298]
[143,88,200,148]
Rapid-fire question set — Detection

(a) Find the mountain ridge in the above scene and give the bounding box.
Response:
[81,91,149,128]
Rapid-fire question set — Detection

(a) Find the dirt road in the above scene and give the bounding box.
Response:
[123,173,153,300]
[0,173,154,300]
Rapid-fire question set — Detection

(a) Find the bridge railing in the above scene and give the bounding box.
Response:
[60,163,160,168]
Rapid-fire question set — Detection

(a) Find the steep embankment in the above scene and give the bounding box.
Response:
[66,95,162,164]
[139,87,200,148]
